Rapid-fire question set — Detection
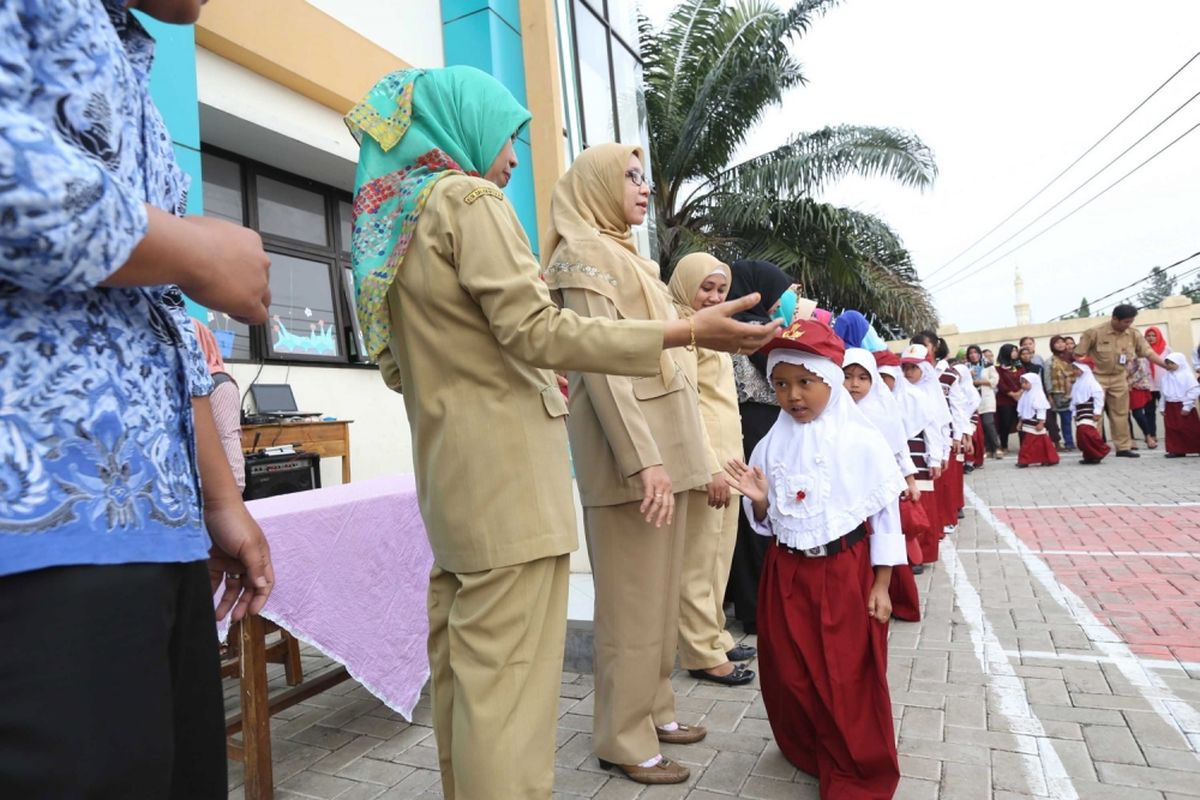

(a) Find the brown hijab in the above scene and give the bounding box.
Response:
[542,143,677,386]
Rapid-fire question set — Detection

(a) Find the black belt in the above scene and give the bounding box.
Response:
[776,525,867,559]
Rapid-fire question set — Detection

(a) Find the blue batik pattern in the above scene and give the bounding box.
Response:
[0,0,215,575]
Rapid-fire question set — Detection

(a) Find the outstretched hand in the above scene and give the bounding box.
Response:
[692,294,783,354]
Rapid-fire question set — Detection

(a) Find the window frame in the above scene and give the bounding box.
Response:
[199,144,367,367]
[569,0,643,148]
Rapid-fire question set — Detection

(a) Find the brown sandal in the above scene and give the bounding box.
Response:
[598,756,690,784]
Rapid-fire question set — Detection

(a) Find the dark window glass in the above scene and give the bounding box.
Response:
[201,152,243,225]
[256,176,328,246]
[265,252,342,360]
[338,200,353,255]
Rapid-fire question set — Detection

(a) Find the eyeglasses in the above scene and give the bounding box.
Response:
[624,169,652,188]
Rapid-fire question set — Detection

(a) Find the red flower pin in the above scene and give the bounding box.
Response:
[795,490,807,502]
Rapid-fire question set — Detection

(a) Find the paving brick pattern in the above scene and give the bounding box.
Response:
[226,455,1200,798]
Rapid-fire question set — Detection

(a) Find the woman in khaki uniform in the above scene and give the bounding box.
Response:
[543,144,711,785]
[667,254,757,686]
[348,69,780,800]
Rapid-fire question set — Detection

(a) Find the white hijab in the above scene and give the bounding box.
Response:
[1070,361,1105,416]
[880,362,933,439]
[1160,352,1200,412]
[953,364,982,416]
[1017,373,1050,418]
[844,348,907,458]
[753,350,907,548]
[903,347,953,430]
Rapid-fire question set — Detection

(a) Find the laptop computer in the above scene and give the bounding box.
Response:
[248,384,321,418]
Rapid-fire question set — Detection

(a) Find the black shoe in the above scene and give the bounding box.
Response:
[1165,453,1185,459]
[688,664,756,686]
[957,509,965,520]
[1081,458,1101,465]
[1115,450,1140,458]
[726,644,757,662]
[742,621,756,636]
[911,564,926,575]
[1017,464,1029,469]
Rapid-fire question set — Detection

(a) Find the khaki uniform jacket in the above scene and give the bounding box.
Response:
[558,287,712,508]
[1076,322,1151,377]
[378,174,664,574]
[694,347,743,489]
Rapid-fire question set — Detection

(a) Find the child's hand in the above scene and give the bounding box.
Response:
[904,476,921,503]
[867,584,892,624]
[1036,421,1045,432]
[931,465,943,480]
[726,459,768,504]
[964,436,975,456]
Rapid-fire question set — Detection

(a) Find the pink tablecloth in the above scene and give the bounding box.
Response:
[217,474,434,720]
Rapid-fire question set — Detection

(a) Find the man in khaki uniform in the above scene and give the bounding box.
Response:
[352,68,778,800]
[1076,303,1176,456]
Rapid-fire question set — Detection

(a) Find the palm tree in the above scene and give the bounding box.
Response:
[641,0,940,332]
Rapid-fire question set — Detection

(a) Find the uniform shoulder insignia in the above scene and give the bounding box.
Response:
[463,186,506,205]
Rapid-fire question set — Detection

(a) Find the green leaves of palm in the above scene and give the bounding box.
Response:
[642,0,940,331]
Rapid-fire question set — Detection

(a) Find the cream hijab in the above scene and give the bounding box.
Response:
[542,143,677,386]
[667,252,731,318]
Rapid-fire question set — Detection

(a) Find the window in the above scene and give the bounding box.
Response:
[200,147,362,365]
[564,0,658,258]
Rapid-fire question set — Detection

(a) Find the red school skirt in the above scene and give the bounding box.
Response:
[1075,420,1110,461]
[1017,421,1060,466]
[891,498,928,622]
[970,423,986,467]
[1164,401,1200,455]
[757,534,901,800]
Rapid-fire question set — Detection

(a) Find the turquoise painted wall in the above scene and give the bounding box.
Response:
[136,13,206,319]
[442,1,540,255]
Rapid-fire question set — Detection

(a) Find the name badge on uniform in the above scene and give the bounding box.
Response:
[1119,354,1127,365]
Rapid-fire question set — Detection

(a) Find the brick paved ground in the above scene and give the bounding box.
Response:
[227,453,1200,798]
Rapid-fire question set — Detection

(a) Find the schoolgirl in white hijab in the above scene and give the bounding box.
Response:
[843,348,919,486]
[1071,358,1110,464]
[1016,373,1059,467]
[900,345,953,466]
[724,320,905,799]
[1159,352,1200,457]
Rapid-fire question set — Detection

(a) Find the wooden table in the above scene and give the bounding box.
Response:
[241,420,353,483]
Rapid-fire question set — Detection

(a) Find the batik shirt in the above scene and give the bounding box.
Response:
[0,0,214,576]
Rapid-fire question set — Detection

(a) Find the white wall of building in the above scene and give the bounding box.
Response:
[305,0,444,68]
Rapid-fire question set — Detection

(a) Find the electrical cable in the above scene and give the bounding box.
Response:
[930,118,1200,294]
[923,49,1200,281]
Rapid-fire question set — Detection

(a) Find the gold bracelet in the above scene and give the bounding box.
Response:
[686,316,697,351]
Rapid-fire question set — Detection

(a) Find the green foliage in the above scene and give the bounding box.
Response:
[1077,297,1091,317]
[641,0,940,331]
[1135,266,1176,310]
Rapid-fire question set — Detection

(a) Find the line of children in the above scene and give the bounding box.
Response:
[726,320,905,800]
[1070,358,1110,464]
[1016,373,1060,468]
[843,348,924,622]
[899,345,953,565]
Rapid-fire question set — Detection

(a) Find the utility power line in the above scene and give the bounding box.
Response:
[923,49,1200,282]
[929,118,1200,295]
[928,88,1200,291]
[1046,250,1200,320]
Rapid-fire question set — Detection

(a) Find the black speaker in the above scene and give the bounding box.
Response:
[242,452,322,501]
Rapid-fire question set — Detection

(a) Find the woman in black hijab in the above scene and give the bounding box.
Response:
[724,260,797,637]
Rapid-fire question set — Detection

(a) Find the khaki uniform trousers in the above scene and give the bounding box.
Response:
[586,494,688,764]
[427,554,569,800]
[1095,371,1133,451]
[677,492,739,670]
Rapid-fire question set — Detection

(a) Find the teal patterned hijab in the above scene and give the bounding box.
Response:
[346,67,531,358]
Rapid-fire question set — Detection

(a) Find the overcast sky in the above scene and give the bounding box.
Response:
[640,0,1200,331]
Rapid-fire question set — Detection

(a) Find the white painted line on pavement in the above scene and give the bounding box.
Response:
[988,502,1200,509]
[967,486,1200,756]
[942,538,1080,799]
[1002,650,1200,673]
[955,548,1200,558]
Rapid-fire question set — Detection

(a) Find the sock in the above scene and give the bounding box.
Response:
[638,754,664,768]
[659,721,679,732]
